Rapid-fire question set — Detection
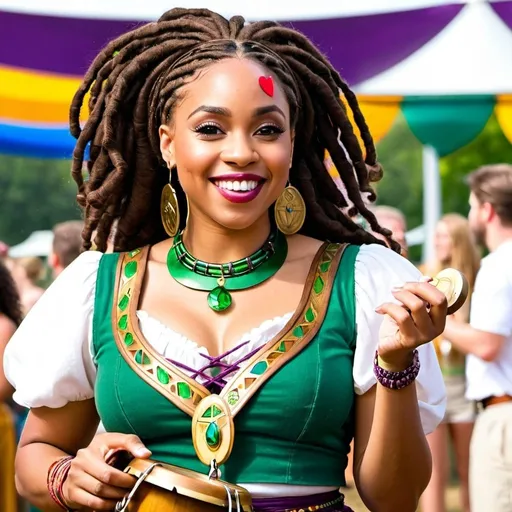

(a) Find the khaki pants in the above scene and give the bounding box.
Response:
[470,402,512,511]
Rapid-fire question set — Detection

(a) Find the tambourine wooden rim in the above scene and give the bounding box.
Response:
[431,268,469,315]
[123,458,253,509]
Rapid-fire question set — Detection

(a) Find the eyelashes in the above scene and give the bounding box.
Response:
[193,122,222,136]
[256,124,285,136]
[193,122,285,138]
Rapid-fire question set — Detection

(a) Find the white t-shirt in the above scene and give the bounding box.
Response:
[466,240,512,401]
[4,243,445,434]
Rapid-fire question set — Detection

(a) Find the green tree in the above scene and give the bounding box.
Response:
[440,113,512,216]
[0,155,80,246]
[374,112,512,261]
[374,112,424,230]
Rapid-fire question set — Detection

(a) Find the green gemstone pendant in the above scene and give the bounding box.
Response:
[166,229,288,314]
[207,276,232,312]
[205,421,221,448]
[192,395,234,467]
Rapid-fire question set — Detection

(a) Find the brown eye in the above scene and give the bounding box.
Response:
[256,124,284,137]
[194,123,223,136]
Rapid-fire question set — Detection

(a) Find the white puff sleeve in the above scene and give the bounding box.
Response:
[4,251,102,408]
[353,244,446,435]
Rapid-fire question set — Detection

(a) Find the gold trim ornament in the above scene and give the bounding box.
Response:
[192,395,234,467]
[274,185,306,235]
[160,167,180,237]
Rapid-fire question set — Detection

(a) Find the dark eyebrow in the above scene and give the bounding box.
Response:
[253,105,285,119]
[188,104,286,120]
[188,106,231,119]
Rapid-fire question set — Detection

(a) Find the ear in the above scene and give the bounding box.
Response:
[159,124,176,168]
[482,201,495,223]
[48,251,59,270]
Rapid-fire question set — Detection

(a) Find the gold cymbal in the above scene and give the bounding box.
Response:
[431,268,469,315]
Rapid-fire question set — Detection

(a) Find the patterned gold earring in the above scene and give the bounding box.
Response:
[274,182,306,235]
[160,164,180,237]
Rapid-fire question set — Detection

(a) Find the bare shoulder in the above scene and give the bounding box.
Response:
[285,234,325,264]
[147,238,174,265]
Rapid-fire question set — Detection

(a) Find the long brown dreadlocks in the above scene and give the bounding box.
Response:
[70,7,399,253]
[0,259,23,326]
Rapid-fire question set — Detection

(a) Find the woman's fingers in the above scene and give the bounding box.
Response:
[376,281,448,349]
[63,486,119,511]
[71,470,130,500]
[61,432,151,510]
[95,433,151,460]
[399,281,448,332]
[76,450,136,489]
[376,302,417,342]
[391,288,432,334]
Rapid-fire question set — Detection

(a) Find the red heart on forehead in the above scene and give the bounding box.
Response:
[258,76,274,97]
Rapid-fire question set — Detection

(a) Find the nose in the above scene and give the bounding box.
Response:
[220,132,259,168]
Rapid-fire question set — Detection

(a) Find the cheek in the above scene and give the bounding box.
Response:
[435,235,448,253]
[174,134,216,177]
[468,209,479,226]
[263,141,292,179]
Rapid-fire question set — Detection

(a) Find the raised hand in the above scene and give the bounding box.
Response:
[376,278,448,371]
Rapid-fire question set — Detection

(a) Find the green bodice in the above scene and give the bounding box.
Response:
[92,243,360,486]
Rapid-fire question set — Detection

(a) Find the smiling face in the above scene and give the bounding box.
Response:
[159,57,294,232]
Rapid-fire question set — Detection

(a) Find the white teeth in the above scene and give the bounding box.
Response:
[214,179,260,192]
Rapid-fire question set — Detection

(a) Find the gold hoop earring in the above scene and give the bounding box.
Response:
[160,166,180,237]
[274,183,306,235]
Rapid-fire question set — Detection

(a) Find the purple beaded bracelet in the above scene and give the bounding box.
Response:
[373,349,420,390]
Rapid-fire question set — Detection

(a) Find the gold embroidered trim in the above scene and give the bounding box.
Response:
[112,247,208,417]
[220,243,345,415]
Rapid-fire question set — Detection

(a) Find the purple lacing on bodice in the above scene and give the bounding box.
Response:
[166,339,262,394]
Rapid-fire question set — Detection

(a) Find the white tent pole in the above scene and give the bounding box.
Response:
[422,145,441,263]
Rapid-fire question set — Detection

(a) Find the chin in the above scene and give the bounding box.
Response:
[216,217,266,232]
[209,208,271,232]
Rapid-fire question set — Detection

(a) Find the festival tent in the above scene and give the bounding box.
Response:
[0,0,482,157]
[1,0,511,258]
[7,230,53,258]
[352,0,512,258]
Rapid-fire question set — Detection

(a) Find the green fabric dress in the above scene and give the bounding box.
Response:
[92,243,360,487]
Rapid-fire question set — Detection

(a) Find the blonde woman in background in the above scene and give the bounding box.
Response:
[420,213,481,512]
[5,257,45,316]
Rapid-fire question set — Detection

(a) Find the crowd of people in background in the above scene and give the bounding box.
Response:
[420,213,480,512]
[0,220,83,512]
[1,164,511,512]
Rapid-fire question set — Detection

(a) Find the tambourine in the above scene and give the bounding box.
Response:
[431,268,469,315]
[115,458,253,512]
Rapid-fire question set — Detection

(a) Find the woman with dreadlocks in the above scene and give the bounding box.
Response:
[5,8,448,512]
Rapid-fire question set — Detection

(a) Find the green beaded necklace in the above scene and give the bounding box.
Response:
[167,229,288,312]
